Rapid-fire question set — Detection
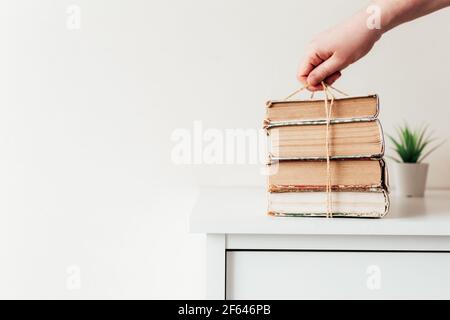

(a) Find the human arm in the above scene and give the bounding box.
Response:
[298,0,450,91]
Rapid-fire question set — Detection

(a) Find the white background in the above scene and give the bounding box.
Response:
[1,0,449,299]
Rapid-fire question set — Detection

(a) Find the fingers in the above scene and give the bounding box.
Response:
[297,50,345,92]
[307,54,346,87]
[325,71,342,85]
[306,71,342,92]
[297,51,325,86]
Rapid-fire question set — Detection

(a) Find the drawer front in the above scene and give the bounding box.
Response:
[226,251,450,300]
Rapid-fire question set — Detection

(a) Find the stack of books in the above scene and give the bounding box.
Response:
[264,95,390,218]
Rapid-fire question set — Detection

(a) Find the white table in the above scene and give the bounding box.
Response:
[190,187,450,300]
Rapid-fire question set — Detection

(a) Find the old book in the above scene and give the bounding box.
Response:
[265,95,378,125]
[268,191,389,218]
[267,120,384,160]
[268,159,387,192]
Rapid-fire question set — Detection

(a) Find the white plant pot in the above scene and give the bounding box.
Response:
[392,162,429,198]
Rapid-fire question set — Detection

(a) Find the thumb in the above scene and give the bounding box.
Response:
[307,55,346,87]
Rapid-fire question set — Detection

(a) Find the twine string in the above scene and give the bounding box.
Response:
[284,86,308,101]
[284,83,347,218]
[322,82,336,218]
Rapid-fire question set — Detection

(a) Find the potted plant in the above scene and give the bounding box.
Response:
[388,124,444,197]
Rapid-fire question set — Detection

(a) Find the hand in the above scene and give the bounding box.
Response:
[298,11,382,91]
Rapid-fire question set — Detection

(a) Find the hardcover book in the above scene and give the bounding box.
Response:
[268,159,388,193]
[266,95,379,124]
[268,191,390,218]
[267,120,384,160]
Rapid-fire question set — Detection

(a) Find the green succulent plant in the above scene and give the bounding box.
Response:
[388,124,444,164]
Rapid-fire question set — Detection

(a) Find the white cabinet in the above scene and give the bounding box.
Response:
[190,188,450,300]
[226,251,450,300]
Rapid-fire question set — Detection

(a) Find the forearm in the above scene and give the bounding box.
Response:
[374,0,450,32]
[297,0,450,88]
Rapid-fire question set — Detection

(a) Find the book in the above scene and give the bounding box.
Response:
[266,95,378,125]
[268,159,387,192]
[268,191,389,218]
[267,120,384,160]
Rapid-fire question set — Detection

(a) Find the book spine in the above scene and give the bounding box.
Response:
[265,116,377,129]
[269,185,387,193]
[266,94,379,106]
[269,154,385,162]
[268,211,386,218]
[380,188,390,218]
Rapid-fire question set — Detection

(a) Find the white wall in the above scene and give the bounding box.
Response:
[1,0,449,299]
